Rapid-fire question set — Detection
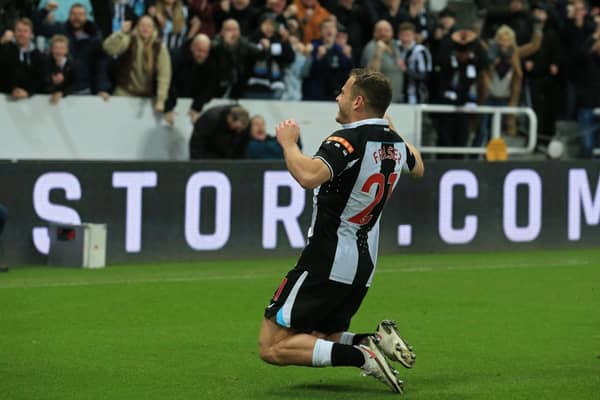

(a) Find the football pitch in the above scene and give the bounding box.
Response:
[1,249,599,399]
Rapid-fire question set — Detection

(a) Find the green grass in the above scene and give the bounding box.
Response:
[1,249,600,399]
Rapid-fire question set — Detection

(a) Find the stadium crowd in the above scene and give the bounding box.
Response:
[0,0,599,157]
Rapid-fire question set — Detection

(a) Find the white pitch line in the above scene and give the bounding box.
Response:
[0,258,594,289]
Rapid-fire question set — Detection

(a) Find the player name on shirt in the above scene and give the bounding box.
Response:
[373,146,402,164]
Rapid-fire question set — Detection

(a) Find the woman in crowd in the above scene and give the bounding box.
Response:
[103,15,171,113]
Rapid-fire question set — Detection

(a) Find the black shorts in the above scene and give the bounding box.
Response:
[264,267,369,334]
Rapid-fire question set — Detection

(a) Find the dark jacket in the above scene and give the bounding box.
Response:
[523,26,561,80]
[34,9,111,93]
[189,105,250,160]
[91,0,146,38]
[245,135,284,159]
[0,41,46,95]
[432,40,489,105]
[165,43,221,113]
[46,56,77,95]
[247,30,294,94]
[574,36,600,108]
[331,2,370,65]
[212,35,265,99]
[303,39,353,101]
[214,4,261,37]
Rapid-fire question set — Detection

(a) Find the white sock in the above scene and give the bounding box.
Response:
[339,332,355,345]
[312,338,334,367]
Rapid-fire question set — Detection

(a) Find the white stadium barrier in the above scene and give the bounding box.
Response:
[0,95,542,160]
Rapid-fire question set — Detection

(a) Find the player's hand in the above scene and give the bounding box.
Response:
[154,102,164,113]
[276,119,300,148]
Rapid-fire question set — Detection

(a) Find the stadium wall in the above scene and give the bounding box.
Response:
[0,95,418,160]
[0,160,599,266]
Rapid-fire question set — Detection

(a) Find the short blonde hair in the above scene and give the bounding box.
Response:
[494,25,516,48]
[50,34,69,48]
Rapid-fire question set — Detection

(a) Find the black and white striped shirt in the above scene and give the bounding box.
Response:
[398,41,432,104]
[297,118,416,287]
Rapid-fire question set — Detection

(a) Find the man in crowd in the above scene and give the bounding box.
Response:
[164,33,221,125]
[0,18,46,99]
[361,19,403,102]
[397,22,432,104]
[34,3,111,99]
[303,16,353,100]
[189,104,251,159]
[212,18,266,98]
[431,28,489,156]
[245,114,284,159]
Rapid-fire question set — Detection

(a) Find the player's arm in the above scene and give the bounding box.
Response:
[384,114,424,178]
[405,142,425,178]
[276,119,331,189]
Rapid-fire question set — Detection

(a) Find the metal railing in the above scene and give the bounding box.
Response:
[413,104,538,155]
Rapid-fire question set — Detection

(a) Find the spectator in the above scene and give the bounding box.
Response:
[164,33,221,125]
[0,203,7,272]
[360,19,403,102]
[151,0,189,56]
[103,16,172,112]
[481,0,533,45]
[216,0,262,37]
[189,104,251,159]
[330,0,370,64]
[574,24,600,157]
[212,18,266,98]
[522,4,562,143]
[260,0,290,28]
[292,0,331,44]
[0,18,46,100]
[90,0,146,38]
[245,114,285,158]
[303,16,353,100]
[364,0,409,37]
[432,7,457,55]
[245,12,295,99]
[1,0,38,36]
[281,21,313,100]
[403,0,434,44]
[475,22,542,145]
[563,0,596,119]
[397,22,432,104]
[37,1,94,24]
[188,0,219,38]
[34,3,112,99]
[431,29,489,155]
[46,34,76,104]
